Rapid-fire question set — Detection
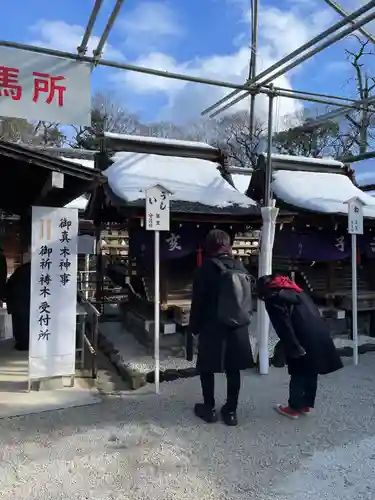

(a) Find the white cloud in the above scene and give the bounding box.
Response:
[29,19,123,59]
[117,1,183,53]
[120,52,188,93]
[110,1,336,127]
[258,6,335,60]
[119,1,181,38]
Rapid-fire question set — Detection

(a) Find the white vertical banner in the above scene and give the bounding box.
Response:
[29,206,78,381]
[257,202,279,375]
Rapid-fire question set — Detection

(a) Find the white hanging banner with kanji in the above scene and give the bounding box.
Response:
[29,206,78,381]
[0,46,91,125]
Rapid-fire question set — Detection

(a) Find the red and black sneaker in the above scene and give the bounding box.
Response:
[299,407,312,415]
[275,404,299,419]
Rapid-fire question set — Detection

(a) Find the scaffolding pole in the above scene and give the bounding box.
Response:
[212,89,375,119]
[257,91,278,376]
[0,38,374,115]
[265,92,275,208]
[201,0,375,116]
[77,0,104,56]
[208,8,375,118]
[299,95,375,128]
[272,85,373,105]
[93,0,125,60]
[322,0,375,44]
[0,39,278,92]
[249,0,259,141]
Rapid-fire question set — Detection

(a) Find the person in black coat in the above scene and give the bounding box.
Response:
[5,261,31,350]
[0,248,7,303]
[189,229,254,426]
[257,274,343,419]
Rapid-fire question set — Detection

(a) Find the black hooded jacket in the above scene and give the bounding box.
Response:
[5,262,31,316]
[0,249,7,301]
[264,276,343,375]
[189,254,254,373]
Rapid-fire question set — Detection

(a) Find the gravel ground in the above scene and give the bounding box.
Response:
[99,313,280,375]
[0,354,374,500]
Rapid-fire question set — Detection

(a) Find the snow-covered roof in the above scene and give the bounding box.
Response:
[102,132,216,151]
[65,196,88,210]
[272,170,375,217]
[104,151,256,209]
[60,156,95,169]
[59,157,93,210]
[231,173,251,194]
[265,153,344,168]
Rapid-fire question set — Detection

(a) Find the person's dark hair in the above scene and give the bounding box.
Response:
[256,274,275,300]
[205,229,232,256]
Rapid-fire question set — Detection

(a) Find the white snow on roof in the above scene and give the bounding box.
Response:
[104,152,256,207]
[58,157,93,210]
[272,170,375,217]
[232,173,251,194]
[60,157,95,169]
[103,133,216,151]
[65,196,88,210]
[264,153,344,167]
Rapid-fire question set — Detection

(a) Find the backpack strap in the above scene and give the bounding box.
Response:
[211,258,228,272]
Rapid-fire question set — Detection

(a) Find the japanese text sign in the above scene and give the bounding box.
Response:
[347,198,364,235]
[145,185,171,231]
[0,47,91,126]
[29,206,78,381]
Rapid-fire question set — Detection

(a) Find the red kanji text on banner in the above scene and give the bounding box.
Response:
[0,47,91,126]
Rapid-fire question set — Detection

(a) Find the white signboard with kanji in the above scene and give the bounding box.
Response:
[347,197,364,235]
[29,206,78,381]
[145,184,171,232]
[0,46,91,126]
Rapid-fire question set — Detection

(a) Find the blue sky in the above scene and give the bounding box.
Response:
[0,0,373,127]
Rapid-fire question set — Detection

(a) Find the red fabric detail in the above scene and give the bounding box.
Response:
[277,405,299,418]
[269,275,302,292]
[196,248,203,267]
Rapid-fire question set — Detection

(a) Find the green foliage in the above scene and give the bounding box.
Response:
[273,120,341,158]
[0,117,65,146]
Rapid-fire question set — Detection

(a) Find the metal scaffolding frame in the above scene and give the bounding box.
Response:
[77,0,104,56]
[0,0,372,376]
[93,0,125,61]
[201,1,375,117]
[301,95,375,129]
[76,0,125,60]
[248,0,259,139]
[206,5,375,118]
[322,0,375,44]
[0,1,372,171]
[0,34,374,115]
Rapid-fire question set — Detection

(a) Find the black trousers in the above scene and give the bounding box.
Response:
[12,313,29,350]
[200,370,241,412]
[288,373,318,411]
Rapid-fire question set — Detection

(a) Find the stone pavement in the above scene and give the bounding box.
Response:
[0,354,374,499]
